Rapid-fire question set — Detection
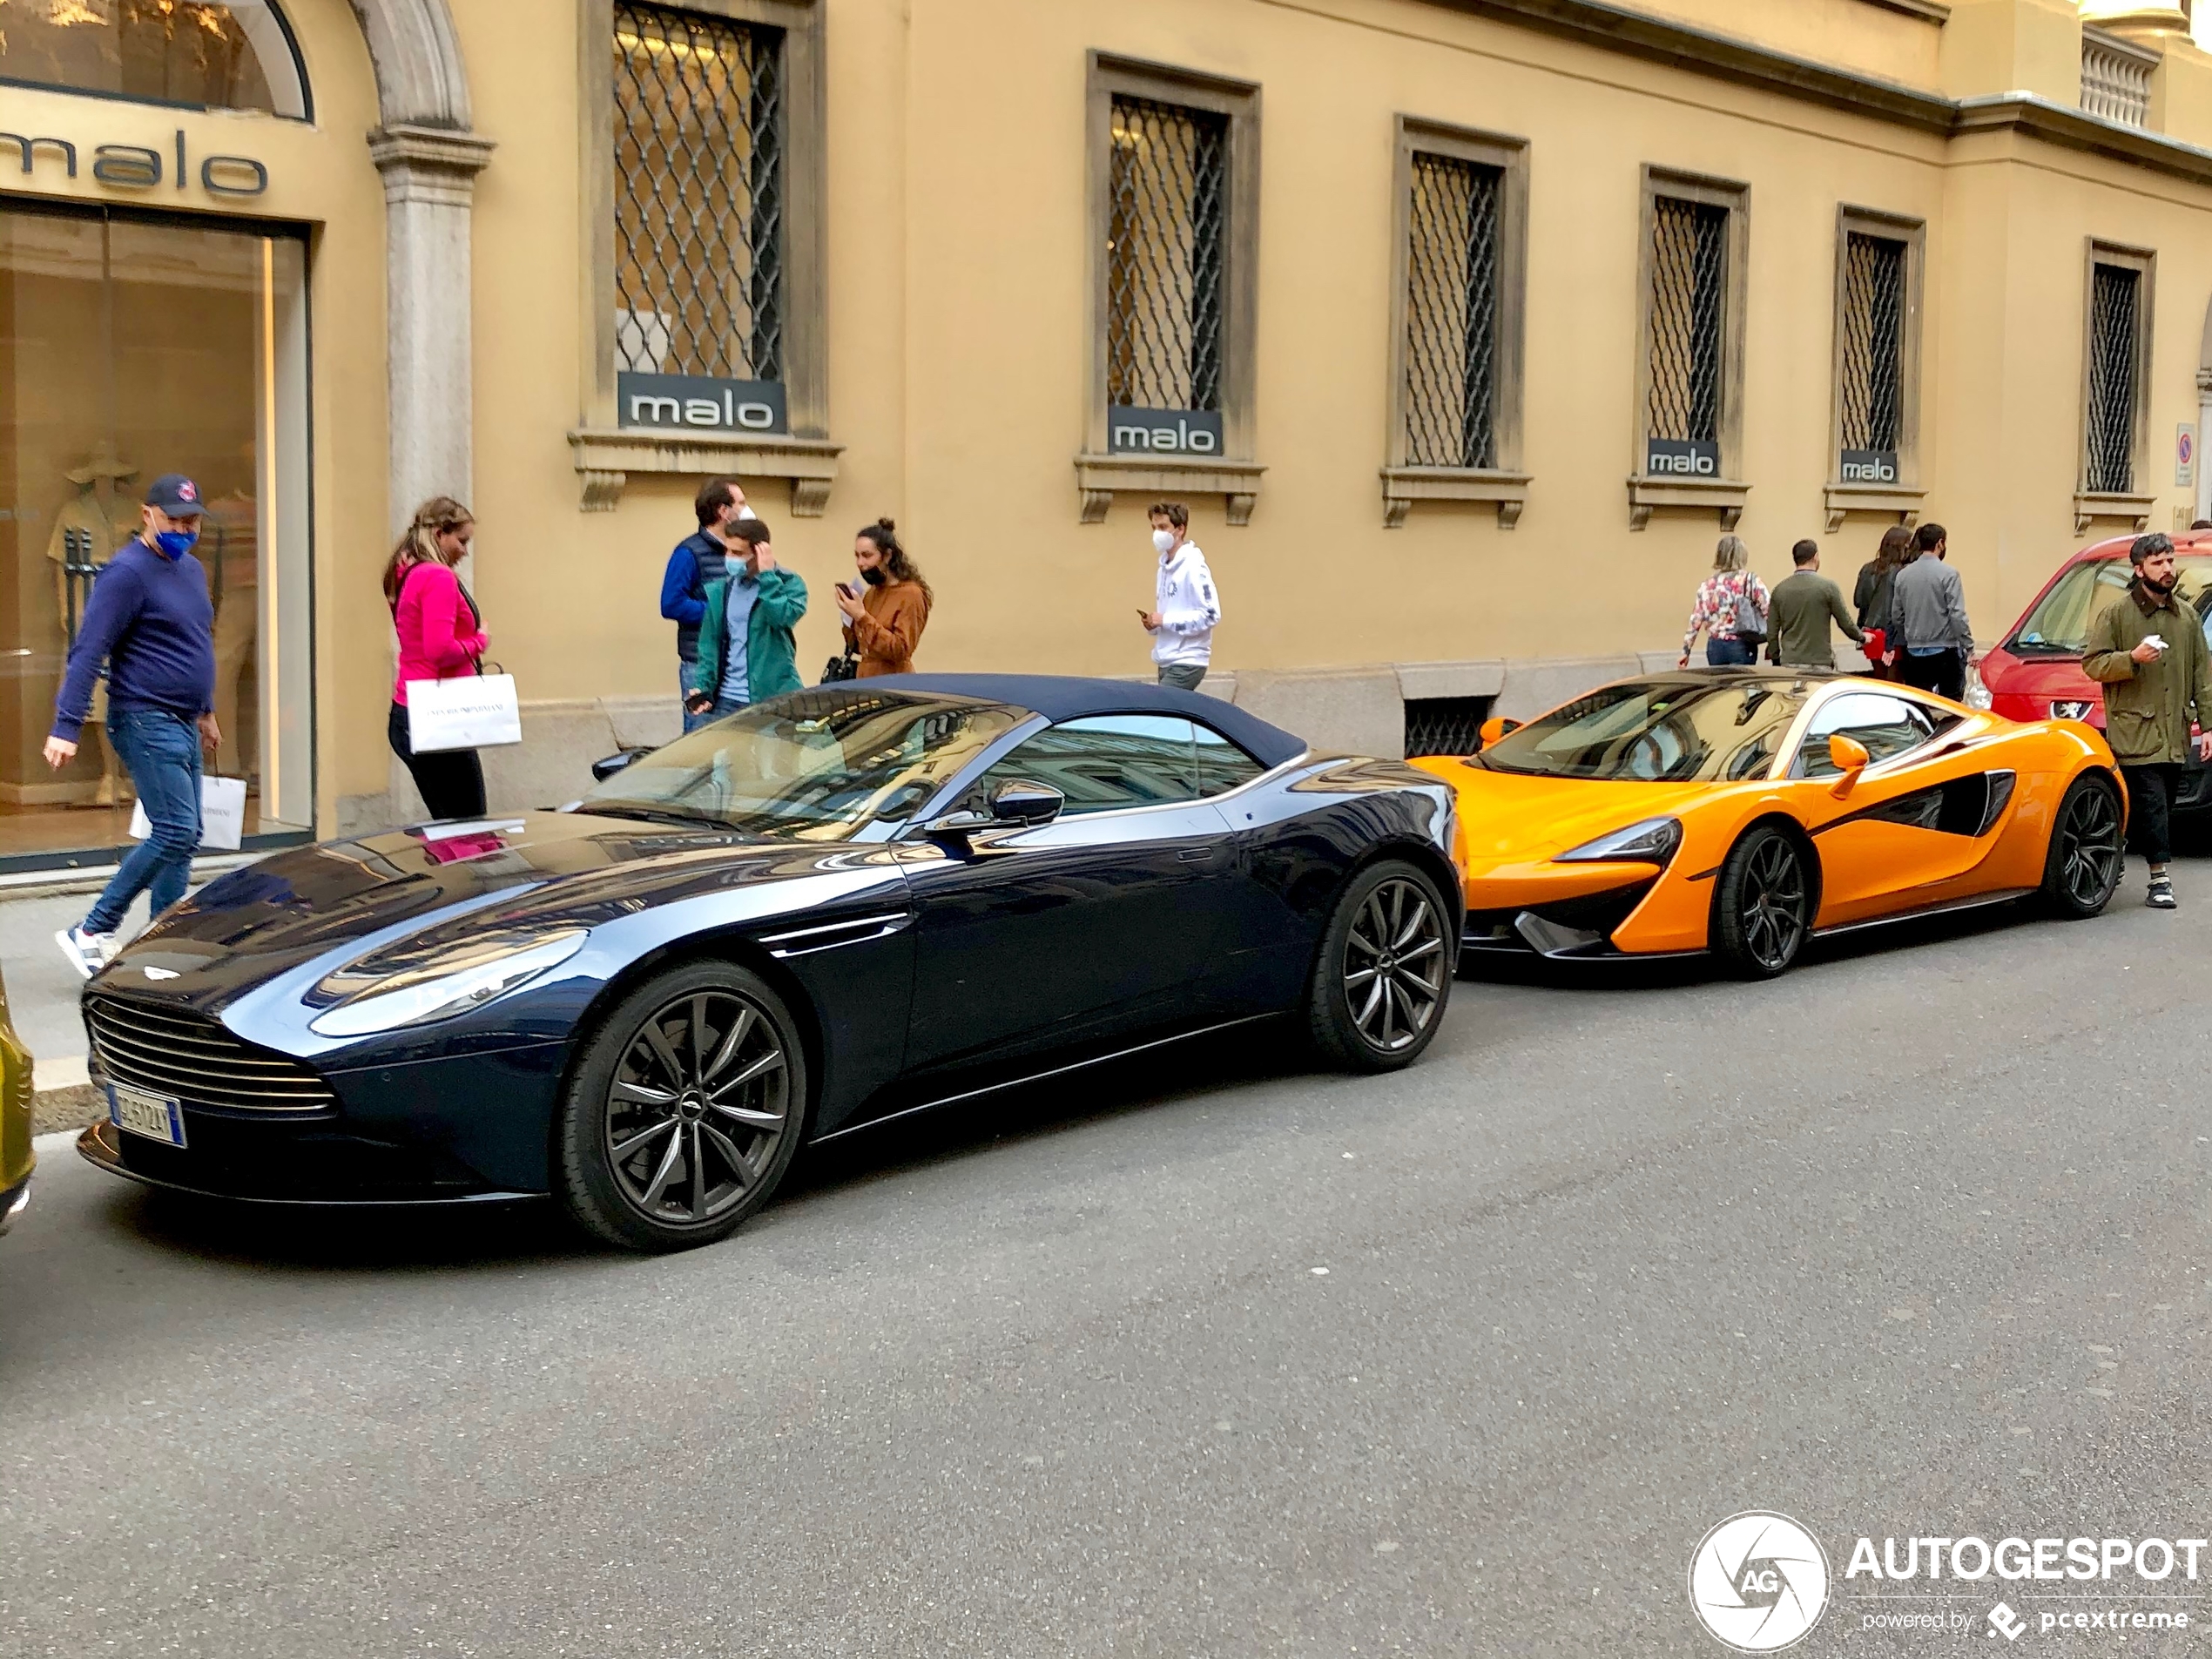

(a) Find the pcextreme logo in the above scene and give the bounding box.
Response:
[1689,1512,1832,1652]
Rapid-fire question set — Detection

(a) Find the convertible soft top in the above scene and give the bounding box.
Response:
[862,673,1310,770]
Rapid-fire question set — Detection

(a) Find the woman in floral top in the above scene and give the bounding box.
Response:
[1678,536,1770,667]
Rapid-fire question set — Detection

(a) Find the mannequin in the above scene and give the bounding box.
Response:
[44,445,139,807]
[204,482,259,789]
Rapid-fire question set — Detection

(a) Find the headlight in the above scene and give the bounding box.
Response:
[1554,817,1683,865]
[1965,661,1994,711]
[309,929,587,1038]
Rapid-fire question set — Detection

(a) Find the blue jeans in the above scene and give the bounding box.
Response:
[1706,638,1753,666]
[707,695,747,722]
[87,709,201,934]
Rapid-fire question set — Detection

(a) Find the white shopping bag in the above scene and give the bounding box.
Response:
[405,673,522,752]
[130,774,247,852]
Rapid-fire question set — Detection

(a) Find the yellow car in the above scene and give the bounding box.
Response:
[1414,667,2127,977]
[0,966,32,1236]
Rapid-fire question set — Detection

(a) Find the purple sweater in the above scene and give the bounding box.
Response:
[52,538,216,741]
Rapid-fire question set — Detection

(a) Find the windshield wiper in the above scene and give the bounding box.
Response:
[582,802,733,830]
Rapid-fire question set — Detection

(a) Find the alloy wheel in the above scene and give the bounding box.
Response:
[1344,877,1447,1053]
[1739,836,1808,972]
[604,989,789,1226]
[2059,784,2124,909]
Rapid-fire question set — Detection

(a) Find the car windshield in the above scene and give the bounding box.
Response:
[1476,680,1805,783]
[2008,555,2212,654]
[581,690,1021,840]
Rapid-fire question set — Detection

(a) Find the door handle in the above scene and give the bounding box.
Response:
[1176,846,1216,864]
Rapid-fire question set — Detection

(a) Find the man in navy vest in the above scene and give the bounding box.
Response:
[661,476,754,732]
[47,474,220,976]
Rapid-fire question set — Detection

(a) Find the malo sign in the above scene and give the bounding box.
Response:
[618,373,786,435]
[1645,437,1719,477]
[1840,448,1899,484]
[1109,407,1224,456]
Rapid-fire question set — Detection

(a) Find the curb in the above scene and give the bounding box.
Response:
[33,1084,105,1138]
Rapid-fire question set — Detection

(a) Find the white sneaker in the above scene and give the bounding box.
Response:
[55,925,117,980]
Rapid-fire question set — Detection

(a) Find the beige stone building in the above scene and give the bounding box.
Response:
[6,0,2212,874]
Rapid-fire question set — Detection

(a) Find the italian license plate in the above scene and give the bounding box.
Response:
[110,1082,186,1148]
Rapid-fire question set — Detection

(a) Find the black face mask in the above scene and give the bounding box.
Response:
[860,565,887,587]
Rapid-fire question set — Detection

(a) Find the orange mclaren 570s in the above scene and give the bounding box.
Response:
[1411,667,2128,977]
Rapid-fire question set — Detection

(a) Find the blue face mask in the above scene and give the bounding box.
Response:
[153,529,199,559]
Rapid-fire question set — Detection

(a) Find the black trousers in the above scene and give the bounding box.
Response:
[2121,762,2181,866]
[1897,648,1966,703]
[388,701,487,821]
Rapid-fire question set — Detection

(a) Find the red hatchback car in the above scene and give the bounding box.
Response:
[1974,533,2212,818]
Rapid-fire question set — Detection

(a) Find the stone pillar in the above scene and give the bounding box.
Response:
[2196,366,2212,526]
[367,125,496,530]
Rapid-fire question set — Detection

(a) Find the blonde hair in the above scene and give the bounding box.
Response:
[382,496,475,609]
[1712,536,1750,573]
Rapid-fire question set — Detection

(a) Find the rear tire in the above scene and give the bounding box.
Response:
[2039,773,2124,919]
[1712,824,1812,979]
[1306,860,1453,1072]
[555,961,806,1253]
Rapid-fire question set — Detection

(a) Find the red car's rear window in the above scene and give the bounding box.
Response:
[2007,555,2212,655]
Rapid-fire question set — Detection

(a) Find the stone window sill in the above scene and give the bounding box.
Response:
[1822,481,1926,533]
[567,428,845,515]
[1074,453,1266,525]
[1379,468,1532,529]
[2073,490,2156,535]
[1627,475,1750,531]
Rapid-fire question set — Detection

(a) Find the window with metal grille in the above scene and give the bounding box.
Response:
[2085,262,2141,494]
[1403,153,1502,469]
[1404,696,1494,760]
[611,3,784,383]
[1838,232,1905,457]
[1647,197,1729,447]
[1107,95,1227,414]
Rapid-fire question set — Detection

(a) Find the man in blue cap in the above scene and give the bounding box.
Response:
[46,473,221,976]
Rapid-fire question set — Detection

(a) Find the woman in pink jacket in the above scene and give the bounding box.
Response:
[382,496,488,819]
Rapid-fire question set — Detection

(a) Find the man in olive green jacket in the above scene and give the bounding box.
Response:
[1765,539,1865,669]
[2081,532,2212,909]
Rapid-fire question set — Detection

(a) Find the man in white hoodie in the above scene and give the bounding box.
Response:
[1139,502,1221,690]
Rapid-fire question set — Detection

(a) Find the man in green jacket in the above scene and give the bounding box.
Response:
[2080,531,2212,909]
[1765,538,1865,669]
[685,516,807,721]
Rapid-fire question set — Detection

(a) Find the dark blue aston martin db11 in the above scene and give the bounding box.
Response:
[78,676,1461,1251]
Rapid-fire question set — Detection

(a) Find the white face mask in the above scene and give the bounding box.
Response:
[1151,529,1178,555]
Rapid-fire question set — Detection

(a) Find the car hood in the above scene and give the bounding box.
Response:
[1413,756,1712,865]
[98,812,898,1011]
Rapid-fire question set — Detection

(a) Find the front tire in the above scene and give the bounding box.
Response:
[1712,824,1812,979]
[1306,860,1453,1072]
[2039,773,2124,918]
[555,961,806,1252]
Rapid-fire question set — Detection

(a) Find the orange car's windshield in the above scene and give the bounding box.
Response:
[2009,556,2212,655]
[1477,681,1804,783]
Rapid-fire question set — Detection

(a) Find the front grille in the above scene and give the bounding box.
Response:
[86,995,334,1114]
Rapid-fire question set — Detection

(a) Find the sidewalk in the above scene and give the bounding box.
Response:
[3,887,167,1131]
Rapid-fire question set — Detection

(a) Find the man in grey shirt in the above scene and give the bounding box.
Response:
[1886,522,1973,702]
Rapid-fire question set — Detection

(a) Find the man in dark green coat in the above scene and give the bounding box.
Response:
[2081,532,2212,909]
[685,516,807,721]
[1765,538,1865,669]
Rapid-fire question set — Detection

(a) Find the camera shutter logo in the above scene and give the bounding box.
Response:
[1688,1512,1831,1652]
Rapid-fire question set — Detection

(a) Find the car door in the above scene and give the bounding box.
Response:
[1780,689,2019,927]
[900,714,1239,1073]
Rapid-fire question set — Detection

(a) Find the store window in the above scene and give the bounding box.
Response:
[0,200,312,873]
[1079,53,1261,525]
[1382,116,1528,529]
[0,1,308,119]
[2080,243,2155,504]
[1631,167,1749,530]
[1825,208,1924,529]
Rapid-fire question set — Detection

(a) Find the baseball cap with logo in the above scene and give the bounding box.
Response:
[144,474,205,516]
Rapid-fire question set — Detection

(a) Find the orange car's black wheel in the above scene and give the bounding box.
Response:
[1712,825,1811,980]
[2040,773,2124,919]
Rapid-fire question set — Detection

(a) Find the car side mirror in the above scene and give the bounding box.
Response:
[988,779,1063,826]
[1478,715,1522,749]
[1827,733,1871,795]
[590,746,654,783]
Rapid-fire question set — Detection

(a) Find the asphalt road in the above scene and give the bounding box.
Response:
[4,860,2210,1657]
